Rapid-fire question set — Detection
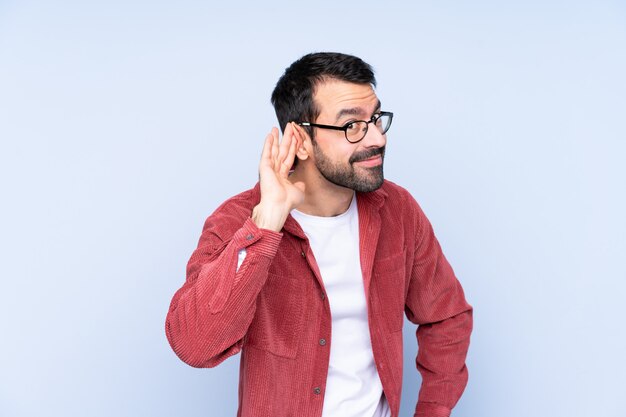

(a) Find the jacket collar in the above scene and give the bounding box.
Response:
[251,181,389,238]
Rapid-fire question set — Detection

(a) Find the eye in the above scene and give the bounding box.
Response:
[345,121,359,131]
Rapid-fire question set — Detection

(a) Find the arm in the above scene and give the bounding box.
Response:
[405,202,473,417]
[165,123,305,368]
[165,214,283,368]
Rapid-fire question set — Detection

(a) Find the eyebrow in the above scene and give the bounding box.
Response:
[335,100,382,123]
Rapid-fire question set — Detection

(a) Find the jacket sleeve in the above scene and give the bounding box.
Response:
[404,202,473,417]
[165,210,282,368]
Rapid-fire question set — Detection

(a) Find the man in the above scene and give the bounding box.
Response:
[165,52,472,417]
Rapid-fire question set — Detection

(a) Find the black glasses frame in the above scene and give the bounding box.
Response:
[298,111,393,143]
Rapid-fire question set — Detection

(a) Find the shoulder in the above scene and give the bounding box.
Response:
[201,183,261,238]
[378,179,422,213]
[375,180,430,233]
[380,179,413,199]
[211,183,261,219]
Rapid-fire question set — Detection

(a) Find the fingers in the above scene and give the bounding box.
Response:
[262,123,301,176]
[276,123,294,171]
[260,130,274,168]
[292,123,305,150]
[286,122,304,168]
[271,126,280,169]
[279,129,298,176]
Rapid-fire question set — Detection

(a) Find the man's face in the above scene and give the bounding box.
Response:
[309,79,387,193]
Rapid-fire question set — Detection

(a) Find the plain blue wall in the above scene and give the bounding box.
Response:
[1,1,625,416]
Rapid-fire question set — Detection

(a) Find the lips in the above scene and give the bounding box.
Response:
[361,155,382,162]
[354,155,383,167]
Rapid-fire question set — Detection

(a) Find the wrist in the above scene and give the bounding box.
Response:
[251,203,289,232]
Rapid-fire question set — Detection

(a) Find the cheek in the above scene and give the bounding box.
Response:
[314,136,357,165]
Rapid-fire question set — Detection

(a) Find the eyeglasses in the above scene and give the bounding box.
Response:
[299,111,393,143]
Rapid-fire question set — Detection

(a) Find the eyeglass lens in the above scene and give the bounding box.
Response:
[346,114,392,142]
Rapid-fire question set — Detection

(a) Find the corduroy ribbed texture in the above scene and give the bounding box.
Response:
[165,180,473,417]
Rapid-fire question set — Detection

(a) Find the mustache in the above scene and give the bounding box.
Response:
[349,146,385,164]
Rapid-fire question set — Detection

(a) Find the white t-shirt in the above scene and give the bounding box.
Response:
[291,195,390,417]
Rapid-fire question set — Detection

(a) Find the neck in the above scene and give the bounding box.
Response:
[289,166,355,217]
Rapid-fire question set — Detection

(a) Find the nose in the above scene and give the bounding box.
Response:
[360,122,387,148]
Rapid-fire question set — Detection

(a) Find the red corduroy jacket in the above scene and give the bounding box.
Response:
[165,180,472,417]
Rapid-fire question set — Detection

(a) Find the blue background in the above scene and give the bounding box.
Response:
[1,1,625,416]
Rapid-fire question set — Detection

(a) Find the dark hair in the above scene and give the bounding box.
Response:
[271,52,377,139]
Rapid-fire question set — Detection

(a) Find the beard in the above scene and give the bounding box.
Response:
[313,144,385,193]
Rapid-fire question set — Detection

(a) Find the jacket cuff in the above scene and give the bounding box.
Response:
[232,217,283,259]
[414,402,451,417]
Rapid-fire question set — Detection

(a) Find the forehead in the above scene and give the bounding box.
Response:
[313,79,379,122]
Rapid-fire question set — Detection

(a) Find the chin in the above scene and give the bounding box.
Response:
[353,173,384,193]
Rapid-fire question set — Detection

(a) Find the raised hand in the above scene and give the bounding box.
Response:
[251,122,305,232]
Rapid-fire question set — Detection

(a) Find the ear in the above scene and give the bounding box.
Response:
[292,123,312,161]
